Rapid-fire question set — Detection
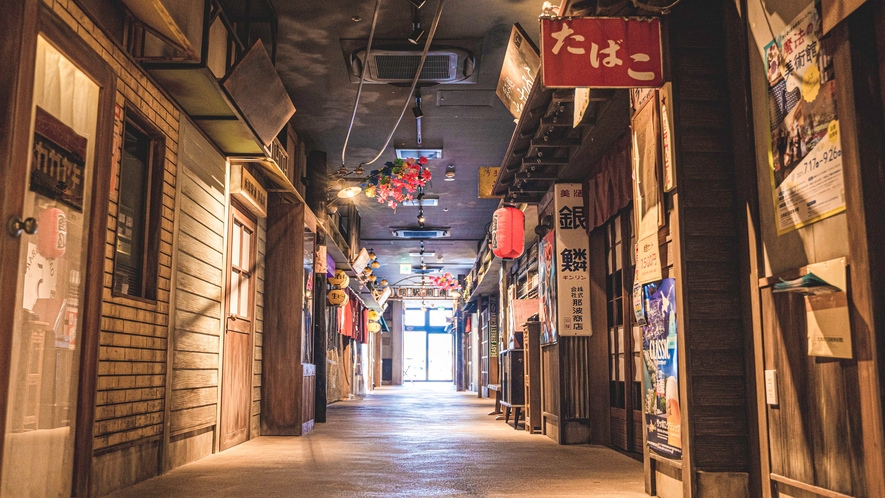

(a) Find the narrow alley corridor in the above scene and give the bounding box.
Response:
[108,384,646,497]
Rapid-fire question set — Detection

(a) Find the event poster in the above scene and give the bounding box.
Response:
[539,231,557,344]
[642,278,682,459]
[766,2,844,234]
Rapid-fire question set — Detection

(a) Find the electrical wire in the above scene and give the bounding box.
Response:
[341,0,383,168]
[362,0,448,167]
[632,0,682,14]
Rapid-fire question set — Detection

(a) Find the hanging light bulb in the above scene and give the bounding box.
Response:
[380,279,389,286]
[371,260,381,269]
[354,164,365,176]
[369,274,377,282]
[417,208,426,226]
[369,251,377,260]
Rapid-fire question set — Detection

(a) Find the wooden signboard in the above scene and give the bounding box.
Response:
[496,23,540,120]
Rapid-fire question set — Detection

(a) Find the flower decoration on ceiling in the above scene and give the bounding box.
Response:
[362,156,432,209]
[427,272,461,291]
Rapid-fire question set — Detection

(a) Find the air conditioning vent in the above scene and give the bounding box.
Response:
[391,227,451,238]
[351,47,476,84]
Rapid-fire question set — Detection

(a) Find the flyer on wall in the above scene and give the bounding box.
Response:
[641,278,682,459]
[766,1,845,234]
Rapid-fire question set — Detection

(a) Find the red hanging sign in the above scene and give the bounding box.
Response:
[540,17,664,88]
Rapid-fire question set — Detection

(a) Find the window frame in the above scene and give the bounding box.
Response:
[111,104,166,303]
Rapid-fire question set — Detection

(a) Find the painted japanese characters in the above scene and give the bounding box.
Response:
[641,278,681,459]
[496,23,540,120]
[765,2,844,234]
[541,17,663,88]
[541,184,591,344]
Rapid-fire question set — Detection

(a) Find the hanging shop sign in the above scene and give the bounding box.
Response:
[555,184,591,338]
[230,164,268,218]
[329,269,349,288]
[489,298,499,357]
[633,96,663,284]
[765,2,844,235]
[540,17,663,88]
[32,107,87,211]
[641,278,682,459]
[496,23,541,120]
[478,167,503,199]
[574,87,591,127]
[491,206,525,259]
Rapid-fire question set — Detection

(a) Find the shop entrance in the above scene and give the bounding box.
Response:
[220,205,256,450]
[0,28,114,496]
[604,209,643,454]
[402,306,453,382]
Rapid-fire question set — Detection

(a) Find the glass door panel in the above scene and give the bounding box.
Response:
[427,334,453,381]
[403,331,427,382]
[2,36,100,497]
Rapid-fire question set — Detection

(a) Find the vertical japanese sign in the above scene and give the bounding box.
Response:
[539,231,557,344]
[489,298,499,357]
[496,23,540,120]
[633,96,663,284]
[541,17,663,88]
[659,82,676,192]
[766,2,844,234]
[641,278,681,459]
[555,184,591,337]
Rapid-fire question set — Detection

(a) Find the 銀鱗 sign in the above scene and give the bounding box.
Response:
[541,17,663,88]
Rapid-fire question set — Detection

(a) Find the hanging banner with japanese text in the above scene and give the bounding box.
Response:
[540,17,663,88]
[554,183,591,337]
[766,2,844,235]
[496,23,541,120]
[641,278,682,459]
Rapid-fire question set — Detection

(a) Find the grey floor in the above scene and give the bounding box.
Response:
[109,384,647,497]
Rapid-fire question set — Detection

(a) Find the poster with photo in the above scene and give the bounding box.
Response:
[766,2,844,234]
[642,278,682,459]
[539,231,557,344]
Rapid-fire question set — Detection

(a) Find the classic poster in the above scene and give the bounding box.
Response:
[554,184,591,337]
[642,278,682,459]
[633,95,663,284]
[539,231,557,344]
[766,2,845,234]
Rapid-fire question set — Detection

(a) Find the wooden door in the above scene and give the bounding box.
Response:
[220,206,255,450]
[605,210,642,453]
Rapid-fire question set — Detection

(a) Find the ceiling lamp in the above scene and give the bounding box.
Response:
[444,164,455,181]
[380,279,389,286]
[369,251,377,260]
[417,208,426,226]
[371,260,381,269]
[338,186,362,198]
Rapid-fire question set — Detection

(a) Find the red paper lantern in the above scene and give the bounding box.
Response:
[38,207,66,259]
[491,206,525,259]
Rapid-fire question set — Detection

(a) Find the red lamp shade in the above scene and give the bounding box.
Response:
[491,206,525,259]
[38,207,66,259]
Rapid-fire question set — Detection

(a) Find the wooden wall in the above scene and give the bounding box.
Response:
[664,0,754,495]
[60,0,181,490]
[164,119,225,471]
[252,216,266,439]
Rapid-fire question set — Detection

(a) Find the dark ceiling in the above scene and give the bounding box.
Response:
[271,0,546,286]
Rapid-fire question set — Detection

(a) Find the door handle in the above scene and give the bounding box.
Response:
[8,216,38,238]
[228,315,238,321]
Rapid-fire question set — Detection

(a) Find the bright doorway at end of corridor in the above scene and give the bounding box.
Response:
[403,303,453,382]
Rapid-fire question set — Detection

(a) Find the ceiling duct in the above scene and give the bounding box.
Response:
[350,46,476,84]
[391,227,451,238]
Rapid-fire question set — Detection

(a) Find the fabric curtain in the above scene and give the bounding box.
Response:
[584,133,633,232]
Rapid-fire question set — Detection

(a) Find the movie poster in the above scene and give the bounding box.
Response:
[766,2,844,234]
[642,278,681,459]
[539,231,557,344]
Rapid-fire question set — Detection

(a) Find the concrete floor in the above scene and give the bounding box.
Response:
[109,384,647,497]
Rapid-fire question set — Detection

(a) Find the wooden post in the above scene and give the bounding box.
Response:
[261,200,306,435]
[313,230,328,423]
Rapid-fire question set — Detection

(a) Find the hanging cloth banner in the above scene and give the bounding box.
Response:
[540,17,664,88]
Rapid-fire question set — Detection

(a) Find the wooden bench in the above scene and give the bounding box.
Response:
[499,400,524,430]
[487,384,502,417]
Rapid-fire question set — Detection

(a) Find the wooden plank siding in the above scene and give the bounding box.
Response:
[667,0,752,494]
[252,216,266,438]
[168,119,227,443]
